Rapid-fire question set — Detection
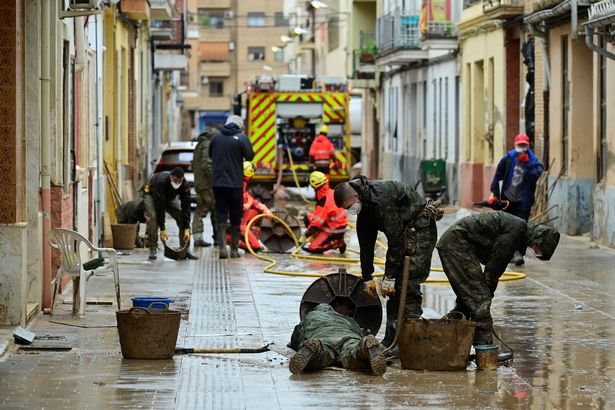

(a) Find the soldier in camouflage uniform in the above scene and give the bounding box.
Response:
[436,211,560,345]
[288,304,387,375]
[192,127,218,247]
[334,175,443,347]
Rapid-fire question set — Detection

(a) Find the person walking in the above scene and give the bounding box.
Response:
[209,115,255,259]
[143,167,194,261]
[191,127,217,247]
[489,133,544,265]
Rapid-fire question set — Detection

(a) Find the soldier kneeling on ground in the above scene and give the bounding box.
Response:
[288,304,387,376]
[436,211,560,345]
[115,196,147,248]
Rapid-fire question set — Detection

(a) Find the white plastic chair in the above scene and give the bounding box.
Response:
[48,228,121,317]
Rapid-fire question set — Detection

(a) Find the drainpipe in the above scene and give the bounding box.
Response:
[94,15,104,246]
[41,0,52,310]
[585,26,615,60]
[571,0,578,44]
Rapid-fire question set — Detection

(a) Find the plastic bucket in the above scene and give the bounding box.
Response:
[116,306,180,359]
[398,317,477,371]
[111,223,138,250]
[132,297,174,309]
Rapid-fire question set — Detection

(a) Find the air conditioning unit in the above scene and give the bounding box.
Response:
[69,0,101,10]
[225,11,234,19]
[201,76,209,85]
[228,41,236,51]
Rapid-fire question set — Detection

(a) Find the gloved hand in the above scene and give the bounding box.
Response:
[380,277,396,297]
[517,152,529,163]
[264,210,274,219]
[160,230,169,241]
[183,229,190,242]
[363,280,377,297]
[423,200,444,221]
[487,195,498,205]
[304,226,318,239]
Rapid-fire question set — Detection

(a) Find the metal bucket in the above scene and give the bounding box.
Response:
[398,318,476,371]
[162,240,188,260]
[111,223,138,250]
[475,344,499,370]
[116,305,181,359]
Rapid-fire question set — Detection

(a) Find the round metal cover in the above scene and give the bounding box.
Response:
[300,269,382,335]
[259,209,302,253]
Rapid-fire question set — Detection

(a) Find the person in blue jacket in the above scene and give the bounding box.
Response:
[488,133,544,265]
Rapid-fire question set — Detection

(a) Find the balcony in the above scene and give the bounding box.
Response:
[150,20,173,41]
[352,32,376,83]
[376,9,458,65]
[199,95,232,111]
[122,0,150,20]
[585,0,615,29]
[149,0,176,20]
[483,0,524,20]
[197,0,231,8]
[200,61,232,77]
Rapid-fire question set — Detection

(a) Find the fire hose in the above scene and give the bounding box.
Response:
[244,214,526,283]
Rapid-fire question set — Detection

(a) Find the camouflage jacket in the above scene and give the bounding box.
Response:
[289,304,363,351]
[436,211,528,280]
[350,175,427,279]
[192,131,213,192]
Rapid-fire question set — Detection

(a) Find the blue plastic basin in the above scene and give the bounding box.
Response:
[131,297,174,310]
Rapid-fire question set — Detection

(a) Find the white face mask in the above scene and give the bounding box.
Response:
[348,201,362,215]
[171,181,182,190]
[515,146,528,153]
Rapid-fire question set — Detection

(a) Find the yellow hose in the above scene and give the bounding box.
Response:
[243,214,526,283]
[285,147,314,205]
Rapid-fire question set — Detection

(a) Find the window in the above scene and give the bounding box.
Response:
[432,79,437,158]
[180,71,189,88]
[598,35,607,182]
[274,48,284,62]
[275,12,288,27]
[199,10,225,28]
[247,12,266,27]
[248,46,265,61]
[562,35,569,175]
[209,79,224,97]
[444,77,449,159]
[200,42,229,62]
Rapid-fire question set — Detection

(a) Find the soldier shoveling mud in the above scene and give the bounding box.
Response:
[436,211,560,345]
[334,175,443,346]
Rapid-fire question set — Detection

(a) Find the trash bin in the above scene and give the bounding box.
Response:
[420,159,446,198]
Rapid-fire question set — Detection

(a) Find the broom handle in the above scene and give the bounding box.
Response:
[383,256,411,353]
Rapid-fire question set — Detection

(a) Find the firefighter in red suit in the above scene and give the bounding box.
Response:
[309,124,336,176]
[227,162,273,252]
[303,171,347,253]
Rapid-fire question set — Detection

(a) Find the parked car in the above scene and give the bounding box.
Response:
[153,141,197,207]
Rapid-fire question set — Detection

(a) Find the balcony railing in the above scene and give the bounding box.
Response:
[377,9,458,55]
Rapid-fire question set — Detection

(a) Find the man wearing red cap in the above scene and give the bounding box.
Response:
[488,133,544,265]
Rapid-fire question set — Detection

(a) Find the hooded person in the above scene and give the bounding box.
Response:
[333,175,443,347]
[436,211,560,345]
[209,115,255,259]
[303,171,347,253]
[230,161,273,252]
[143,167,196,261]
[488,133,544,265]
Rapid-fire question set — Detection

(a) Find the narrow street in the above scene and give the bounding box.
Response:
[1,212,614,409]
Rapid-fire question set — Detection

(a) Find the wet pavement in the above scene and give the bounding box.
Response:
[1,208,615,409]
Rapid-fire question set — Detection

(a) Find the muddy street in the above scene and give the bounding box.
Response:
[1,211,614,409]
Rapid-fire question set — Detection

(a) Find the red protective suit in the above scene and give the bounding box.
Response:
[227,181,271,251]
[304,184,347,253]
[309,134,336,175]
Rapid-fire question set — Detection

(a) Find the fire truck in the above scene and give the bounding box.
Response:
[237,75,352,185]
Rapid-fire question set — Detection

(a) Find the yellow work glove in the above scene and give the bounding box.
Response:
[183,229,190,242]
[363,280,377,297]
[160,230,169,241]
[264,210,274,218]
[380,277,396,297]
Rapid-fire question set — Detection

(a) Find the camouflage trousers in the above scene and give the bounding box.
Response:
[387,214,438,321]
[297,335,370,371]
[144,194,188,250]
[192,189,217,241]
[437,241,496,342]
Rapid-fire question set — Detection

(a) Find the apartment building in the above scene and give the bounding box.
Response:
[186,0,288,132]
